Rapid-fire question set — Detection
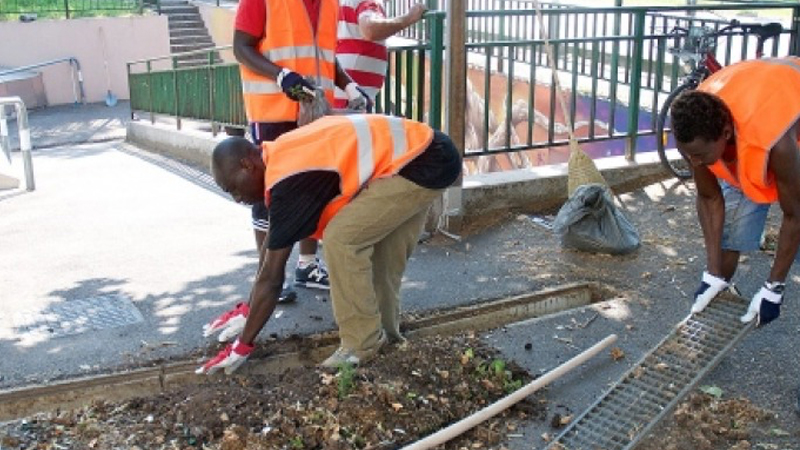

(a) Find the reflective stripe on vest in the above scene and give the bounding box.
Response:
[262,115,434,239]
[242,77,336,95]
[264,46,336,64]
[241,0,338,123]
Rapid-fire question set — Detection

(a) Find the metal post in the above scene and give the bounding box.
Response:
[791,6,800,56]
[625,10,645,161]
[442,0,466,234]
[64,0,70,19]
[148,61,155,124]
[0,97,35,191]
[0,105,9,163]
[428,12,444,130]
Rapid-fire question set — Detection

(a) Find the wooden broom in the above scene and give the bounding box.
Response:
[532,0,607,196]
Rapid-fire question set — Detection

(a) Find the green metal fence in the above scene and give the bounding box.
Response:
[0,0,147,19]
[127,3,800,170]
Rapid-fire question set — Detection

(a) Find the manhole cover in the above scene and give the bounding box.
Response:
[12,295,143,339]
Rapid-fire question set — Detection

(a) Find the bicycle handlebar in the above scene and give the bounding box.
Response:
[669,20,782,41]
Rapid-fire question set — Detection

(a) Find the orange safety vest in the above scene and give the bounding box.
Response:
[699,56,800,204]
[263,115,435,239]
[240,0,338,123]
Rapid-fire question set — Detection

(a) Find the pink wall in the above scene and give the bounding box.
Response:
[197,3,236,63]
[0,15,170,106]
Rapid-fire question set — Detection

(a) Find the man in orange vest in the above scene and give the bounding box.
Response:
[196,115,461,374]
[230,0,373,309]
[670,57,800,327]
[672,56,800,414]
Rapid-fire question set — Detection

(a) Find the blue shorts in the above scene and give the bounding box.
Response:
[721,181,770,252]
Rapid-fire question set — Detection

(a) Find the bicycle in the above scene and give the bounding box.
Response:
[655,19,783,179]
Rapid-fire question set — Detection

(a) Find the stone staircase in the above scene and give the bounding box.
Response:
[155,0,221,67]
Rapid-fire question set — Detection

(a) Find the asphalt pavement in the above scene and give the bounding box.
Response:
[0,102,798,448]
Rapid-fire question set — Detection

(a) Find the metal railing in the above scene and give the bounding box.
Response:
[0,97,35,191]
[126,3,800,173]
[0,0,146,19]
[0,58,86,105]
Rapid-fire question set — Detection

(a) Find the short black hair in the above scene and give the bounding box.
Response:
[211,136,257,176]
[669,90,732,143]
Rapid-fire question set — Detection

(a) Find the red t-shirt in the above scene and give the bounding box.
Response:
[235,0,321,38]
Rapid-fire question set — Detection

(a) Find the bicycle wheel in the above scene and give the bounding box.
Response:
[656,83,693,180]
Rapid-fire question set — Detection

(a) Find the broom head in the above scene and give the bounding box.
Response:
[567,138,607,196]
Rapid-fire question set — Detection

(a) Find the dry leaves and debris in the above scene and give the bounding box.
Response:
[638,391,780,450]
[0,334,545,450]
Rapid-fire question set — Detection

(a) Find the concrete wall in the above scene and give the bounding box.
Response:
[0,15,170,106]
[127,120,671,220]
[197,3,237,63]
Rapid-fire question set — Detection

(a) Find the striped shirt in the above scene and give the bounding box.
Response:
[335,0,388,108]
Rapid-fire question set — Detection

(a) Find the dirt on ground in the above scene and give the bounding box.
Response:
[0,333,548,450]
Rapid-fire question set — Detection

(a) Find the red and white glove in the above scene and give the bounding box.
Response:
[203,302,249,342]
[195,338,254,375]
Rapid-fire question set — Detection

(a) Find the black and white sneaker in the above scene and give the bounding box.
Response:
[294,261,330,290]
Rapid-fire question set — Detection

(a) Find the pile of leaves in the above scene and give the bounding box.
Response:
[0,333,547,450]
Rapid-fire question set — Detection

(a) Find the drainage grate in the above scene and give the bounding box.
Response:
[12,294,144,339]
[547,292,754,450]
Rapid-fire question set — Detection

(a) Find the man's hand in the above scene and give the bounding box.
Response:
[277,68,315,101]
[203,302,249,342]
[741,281,784,326]
[345,83,373,112]
[407,3,428,23]
[691,271,729,313]
[196,338,254,375]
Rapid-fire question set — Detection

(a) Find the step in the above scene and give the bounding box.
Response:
[160,5,199,14]
[169,28,210,38]
[171,43,216,54]
[166,13,202,22]
[168,20,205,30]
[171,36,214,46]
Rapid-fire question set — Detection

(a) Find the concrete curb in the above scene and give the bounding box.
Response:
[126,120,674,217]
[126,121,221,171]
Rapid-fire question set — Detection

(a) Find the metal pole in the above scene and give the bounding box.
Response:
[0,97,35,191]
[442,0,466,234]
[625,10,645,161]
[0,105,9,163]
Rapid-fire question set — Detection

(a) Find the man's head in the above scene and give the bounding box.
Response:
[670,90,733,167]
[211,137,266,205]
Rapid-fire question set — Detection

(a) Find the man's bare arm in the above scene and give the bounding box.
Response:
[233,30,283,80]
[358,4,427,42]
[240,246,292,344]
[335,59,355,91]
[767,122,800,282]
[693,164,726,276]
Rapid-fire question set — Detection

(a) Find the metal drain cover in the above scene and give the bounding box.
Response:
[547,292,753,450]
[12,294,144,339]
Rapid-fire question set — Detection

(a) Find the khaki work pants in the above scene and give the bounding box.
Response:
[323,175,442,352]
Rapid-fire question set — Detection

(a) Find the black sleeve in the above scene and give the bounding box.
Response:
[267,171,341,250]
[398,130,463,189]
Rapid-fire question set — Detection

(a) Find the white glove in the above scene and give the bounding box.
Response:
[345,82,373,112]
[691,271,729,313]
[195,338,254,375]
[741,281,784,325]
[202,302,249,342]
